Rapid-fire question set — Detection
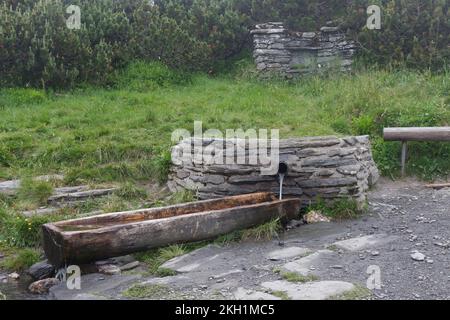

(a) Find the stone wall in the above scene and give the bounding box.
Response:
[168,136,379,208]
[251,22,357,75]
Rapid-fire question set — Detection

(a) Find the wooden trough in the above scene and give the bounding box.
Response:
[42,192,301,267]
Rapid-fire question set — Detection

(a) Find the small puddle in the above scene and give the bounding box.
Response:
[0,273,49,300]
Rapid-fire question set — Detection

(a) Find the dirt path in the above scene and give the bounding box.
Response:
[25,178,450,300]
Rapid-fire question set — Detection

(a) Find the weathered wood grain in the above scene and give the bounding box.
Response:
[42,192,301,267]
[384,127,450,141]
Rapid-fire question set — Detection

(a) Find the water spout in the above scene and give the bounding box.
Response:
[278,162,288,200]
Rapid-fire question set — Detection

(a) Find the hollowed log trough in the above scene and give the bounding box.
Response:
[42,192,300,267]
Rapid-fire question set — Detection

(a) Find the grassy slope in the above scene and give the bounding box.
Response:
[1,68,448,185]
[0,66,448,270]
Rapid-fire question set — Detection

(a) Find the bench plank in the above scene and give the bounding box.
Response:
[384,127,450,141]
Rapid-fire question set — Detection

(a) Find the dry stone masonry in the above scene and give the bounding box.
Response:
[251,22,357,75]
[168,136,379,208]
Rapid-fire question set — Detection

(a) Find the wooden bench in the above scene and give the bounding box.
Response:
[383,127,450,176]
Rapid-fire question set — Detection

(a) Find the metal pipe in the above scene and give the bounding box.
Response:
[277,162,288,200]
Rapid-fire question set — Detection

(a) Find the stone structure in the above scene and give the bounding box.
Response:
[168,136,379,208]
[251,22,357,75]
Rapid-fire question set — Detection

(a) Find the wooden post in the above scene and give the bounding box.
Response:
[401,141,407,177]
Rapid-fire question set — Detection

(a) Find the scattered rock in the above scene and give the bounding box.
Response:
[303,210,331,224]
[282,250,335,276]
[433,242,449,248]
[333,234,398,252]
[410,251,425,261]
[234,287,281,300]
[29,278,60,294]
[22,208,61,217]
[426,259,434,264]
[95,259,112,266]
[110,255,136,266]
[370,251,380,256]
[8,272,20,280]
[27,260,55,280]
[120,261,140,272]
[266,247,312,261]
[72,293,107,300]
[160,245,222,273]
[47,188,117,204]
[50,273,141,300]
[286,219,304,229]
[261,280,355,300]
[98,264,121,275]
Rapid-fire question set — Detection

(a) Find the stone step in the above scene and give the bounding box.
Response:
[266,247,312,261]
[332,234,399,252]
[234,287,281,300]
[0,174,64,196]
[260,280,356,300]
[47,188,117,204]
[281,249,337,276]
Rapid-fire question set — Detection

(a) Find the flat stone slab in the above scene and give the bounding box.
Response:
[71,293,108,300]
[0,179,20,195]
[160,245,223,273]
[49,273,141,300]
[332,234,398,252]
[281,250,335,276]
[261,280,355,300]
[0,175,64,195]
[47,188,117,203]
[234,287,281,300]
[266,247,312,261]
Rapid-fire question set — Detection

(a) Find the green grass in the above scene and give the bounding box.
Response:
[278,271,319,283]
[214,218,283,245]
[17,177,54,209]
[329,284,372,300]
[132,218,283,276]
[0,248,40,272]
[0,67,448,184]
[241,218,282,241]
[305,198,364,221]
[270,290,290,300]
[0,190,149,249]
[115,182,147,201]
[122,283,170,299]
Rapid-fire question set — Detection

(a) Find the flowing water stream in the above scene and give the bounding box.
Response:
[278,173,285,200]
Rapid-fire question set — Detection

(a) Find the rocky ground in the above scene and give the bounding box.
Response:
[1,177,449,300]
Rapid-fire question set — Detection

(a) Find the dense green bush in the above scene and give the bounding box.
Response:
[0,0,208,88]
[0,0,448,89]
[344,0,449,70]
